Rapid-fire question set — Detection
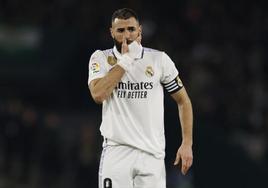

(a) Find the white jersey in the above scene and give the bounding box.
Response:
[88,44,181,159]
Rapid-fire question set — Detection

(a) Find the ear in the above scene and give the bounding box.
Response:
[139,25,142,36]
[110,27,114,39]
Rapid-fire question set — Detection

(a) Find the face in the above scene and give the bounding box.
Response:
[110,17,142,52]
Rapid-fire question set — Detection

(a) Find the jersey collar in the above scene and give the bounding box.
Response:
[112,43,144,60]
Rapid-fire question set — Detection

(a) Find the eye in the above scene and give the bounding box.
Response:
[127,27,136,32]
[117,28,125,33]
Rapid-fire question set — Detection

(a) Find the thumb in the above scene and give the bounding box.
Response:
[174,154,181,165]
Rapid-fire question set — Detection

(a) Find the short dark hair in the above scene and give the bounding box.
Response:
[111,8,139,24]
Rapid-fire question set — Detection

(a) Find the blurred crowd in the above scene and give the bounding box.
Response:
[1,0,268,188]
[0,98,101,188]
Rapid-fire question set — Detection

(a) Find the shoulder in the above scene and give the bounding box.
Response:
[89,48,113,60]
[143,47,162,54]
[91,48,113,57]
[102,48,114,57]
[143,47,170,60]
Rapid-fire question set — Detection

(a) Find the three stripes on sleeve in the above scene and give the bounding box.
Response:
[163,76,183,94]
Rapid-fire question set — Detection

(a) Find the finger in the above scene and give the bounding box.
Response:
[122,37,127,45]
[182,165,189,175]
[121,37,128,54]
[182,158,192,175]
[187,158,193,167]
[122,38,126,48]
[182,161,189,175]
[173,154,180,165]
[181,157,187,174]
[182,156,187,168]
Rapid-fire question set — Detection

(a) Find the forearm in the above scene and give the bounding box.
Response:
[91,65,125,102]
[178,98,193,146]
[90,40,134,103]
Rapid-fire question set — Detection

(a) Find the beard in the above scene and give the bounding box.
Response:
[113,38,133,53]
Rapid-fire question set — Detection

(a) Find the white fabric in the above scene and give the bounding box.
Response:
[117,54,133,72]
[116,41,142,72]
[99,145,166,188]
[88,44,179,159]
[113,41,143,60]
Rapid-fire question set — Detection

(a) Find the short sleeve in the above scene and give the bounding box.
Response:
[88,50,108,85]
[160,52,183,94]
[160,52,179,84]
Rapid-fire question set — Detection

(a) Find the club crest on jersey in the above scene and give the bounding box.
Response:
[91,62,100,73]
[176,76,183,87]
[145,66,154,77]
[107,56,117,66]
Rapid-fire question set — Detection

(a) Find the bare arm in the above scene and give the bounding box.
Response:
[171,87,193,175]
[89,65,125,103]
[171,87,193,146]
[89,37,130,104]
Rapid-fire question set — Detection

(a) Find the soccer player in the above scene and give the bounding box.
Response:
[88,8,193,188]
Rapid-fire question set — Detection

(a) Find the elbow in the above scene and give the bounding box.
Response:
[178,95,192,107]
[182,97,192,107]
[89,81,109,104]
[91,92,107,104]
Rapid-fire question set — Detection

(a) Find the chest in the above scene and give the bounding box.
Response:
[122,57,162,85]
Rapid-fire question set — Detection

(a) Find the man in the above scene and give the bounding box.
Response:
[88,8,193,188]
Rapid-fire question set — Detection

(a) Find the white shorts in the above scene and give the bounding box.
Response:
[99,145,166,188]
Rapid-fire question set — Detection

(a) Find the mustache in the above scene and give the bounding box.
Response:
[126,40,133,45]
[116,39,133,45]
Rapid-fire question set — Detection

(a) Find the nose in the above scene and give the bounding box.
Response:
[123,30,130,39]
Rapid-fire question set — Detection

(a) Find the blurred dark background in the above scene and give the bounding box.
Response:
[0,0,268,188]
